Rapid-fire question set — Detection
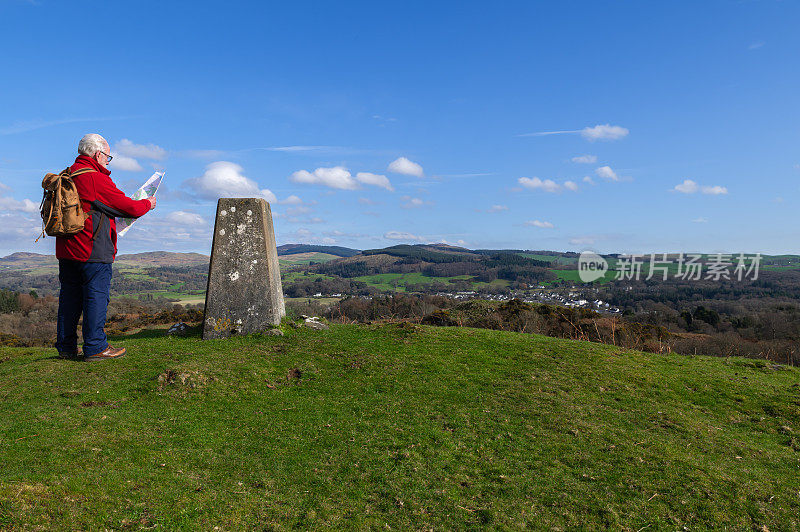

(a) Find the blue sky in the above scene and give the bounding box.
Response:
[0,0,798,256]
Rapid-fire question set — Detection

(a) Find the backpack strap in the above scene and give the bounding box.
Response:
[69,168,94,177]
[69,166,104,240]
[90,211,106,241]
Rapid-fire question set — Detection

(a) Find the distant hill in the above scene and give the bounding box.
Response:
[0,252,57,269]
[116,251,209,267]
[361,244,480,263]
[276,244,360,257]
[0,251,209,271]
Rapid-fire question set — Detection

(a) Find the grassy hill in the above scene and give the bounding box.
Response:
[1,325,798,529]
[276,244,360,258]
[278,252,342,267]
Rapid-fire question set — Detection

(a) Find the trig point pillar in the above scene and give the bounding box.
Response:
[203,198,285,339]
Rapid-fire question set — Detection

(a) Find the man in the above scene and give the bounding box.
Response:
[55,133,156,361]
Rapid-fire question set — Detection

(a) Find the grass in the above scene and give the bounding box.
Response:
[114,291,205,303]
[353,272,472,291]
[0,324,798,529]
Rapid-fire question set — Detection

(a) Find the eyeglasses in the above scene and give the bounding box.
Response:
[100,151,114,162]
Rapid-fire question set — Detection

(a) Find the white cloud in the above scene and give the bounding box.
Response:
[673,179,728,195]
[0,196,38,213]
[487,204,508,213]
[0,212,40,243]
[109,155,142,172]
[674,179,699,194]
[564,180,579,191]
[290,166,359,190]
[401,196,430,209]
[114,139,167,160]
[748,42,765,50]
[525,220,554,228]
[692,217,708,223]
[595,166,619,181]
[185,161,277,202]
[582,176,595,185]
[388,157,424,177]
[440,239,467,246]
[702,185,728,195]
[355,172,394,192]
[285,227,335,243]
[571,155,597,164]
[110,139,167,172]
[519,124,628,142]
[581,124,629,141]
[518,177,561,193]
[164,211,205,226]
[384,230,424,241]
[358,197,379,205]
[279,195,303,205]
[569,236,595,245]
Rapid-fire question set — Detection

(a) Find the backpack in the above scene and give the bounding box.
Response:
[37,167,93,240]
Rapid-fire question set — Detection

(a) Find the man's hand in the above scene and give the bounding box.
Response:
[147,197,157,210]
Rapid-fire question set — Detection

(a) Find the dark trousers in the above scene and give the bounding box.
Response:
[56,260,112,356]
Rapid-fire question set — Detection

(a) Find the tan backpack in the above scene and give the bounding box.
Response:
[37,167,93,240]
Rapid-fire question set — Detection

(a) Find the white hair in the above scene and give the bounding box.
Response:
[78,133,108,156]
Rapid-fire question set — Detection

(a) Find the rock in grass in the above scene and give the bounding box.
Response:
[303,318,329,331]
[266,329,284,336]
[167,322,190,336]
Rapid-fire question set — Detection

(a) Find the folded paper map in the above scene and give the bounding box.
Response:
[117,171,164,237]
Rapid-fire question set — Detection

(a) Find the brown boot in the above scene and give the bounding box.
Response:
[84,345,126,362]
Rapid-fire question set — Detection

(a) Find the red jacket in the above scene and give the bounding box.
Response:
[55,155,151,263]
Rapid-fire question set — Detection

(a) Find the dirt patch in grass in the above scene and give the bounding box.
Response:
[157,369,210,389]
[286,367,302,382]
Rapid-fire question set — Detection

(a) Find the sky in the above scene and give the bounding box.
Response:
[0,0,798,256]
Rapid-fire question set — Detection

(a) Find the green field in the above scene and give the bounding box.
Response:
[281,271,337,283]
[116,267,156,281]
[278,253,341,268]
[353,272,473,291]
[471,278,511,290]
[0,325,798,529]
[519,253,578,265]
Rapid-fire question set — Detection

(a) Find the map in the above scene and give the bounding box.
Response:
[116,171,164,237]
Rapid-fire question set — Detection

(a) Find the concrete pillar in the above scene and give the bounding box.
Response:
[202,198,285,339]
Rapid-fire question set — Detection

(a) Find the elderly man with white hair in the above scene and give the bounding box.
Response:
[55,133,156,362]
